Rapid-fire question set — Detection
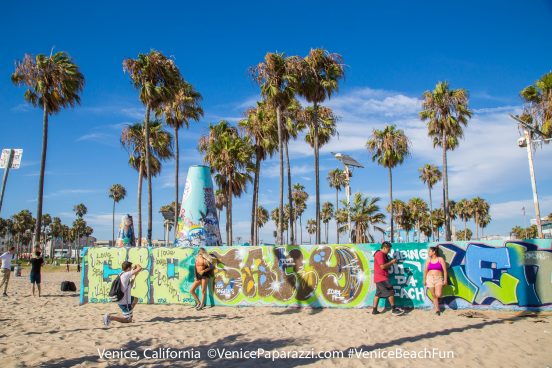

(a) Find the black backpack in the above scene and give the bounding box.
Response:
[109,273,125,302]
[61,281,76,292]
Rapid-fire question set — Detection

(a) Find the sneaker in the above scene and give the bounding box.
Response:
[372,308,380,315]
[103,314,111,326]
[391,307,405,316]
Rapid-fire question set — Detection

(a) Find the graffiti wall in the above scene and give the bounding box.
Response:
[80,240,552,310]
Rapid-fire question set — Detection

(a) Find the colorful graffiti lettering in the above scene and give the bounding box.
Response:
[80,240,552,310]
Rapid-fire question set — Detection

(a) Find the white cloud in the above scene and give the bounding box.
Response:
[76,133,112,143]
[491,196,552,221]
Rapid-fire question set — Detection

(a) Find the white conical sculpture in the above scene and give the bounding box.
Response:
[175,165,221,247]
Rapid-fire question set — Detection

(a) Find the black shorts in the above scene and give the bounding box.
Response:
[30,272,41,284]
[375,280,394,298]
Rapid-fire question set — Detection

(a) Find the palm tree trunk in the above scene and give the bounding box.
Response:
[284,141,295,245]
[276,106,284,245]
[251,148,261,245]
[228,176,233,246]
[174,126,180,241]
[112,199,116,246]
[336,189,340,244]
[33,106,49,246]
[442,131,451,241]
[137,161,143,246]
[145,105,153,246]
[428,185,433,212]
[313,102,321,244]
[388,167,394,242]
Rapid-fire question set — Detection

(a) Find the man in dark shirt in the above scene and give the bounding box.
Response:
[372,241,404,316]
[29,247,44,297]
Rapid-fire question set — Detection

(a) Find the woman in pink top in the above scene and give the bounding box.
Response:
[423,246,448,315]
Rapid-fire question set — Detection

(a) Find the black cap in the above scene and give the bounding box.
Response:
[381,241,392,249]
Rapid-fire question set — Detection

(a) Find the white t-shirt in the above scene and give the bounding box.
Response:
[118,270,134,305]
[1,252,14,269]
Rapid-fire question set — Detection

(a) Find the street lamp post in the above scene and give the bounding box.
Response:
[160,209,175,246]
[511,114,551,239]
[332,153,364,244]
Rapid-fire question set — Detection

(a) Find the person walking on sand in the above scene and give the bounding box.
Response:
[372,242,404,316]
[190,248,213,310]
[29,247,45,297]
[66,262,70,272]
[0,247,16,296]
[103,261,142,326]
[424,246,448,315]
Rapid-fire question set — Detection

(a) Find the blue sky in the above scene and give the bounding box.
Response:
[1,0,551,243]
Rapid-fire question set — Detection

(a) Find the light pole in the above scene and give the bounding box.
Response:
[511,114,551,239]
[0,148,23,215]
[160,209,175,246]
[332,153,364,244]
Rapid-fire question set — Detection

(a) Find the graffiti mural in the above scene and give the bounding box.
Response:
[80,240,552,310]
[116,214,136,247]
[175,165,222,247]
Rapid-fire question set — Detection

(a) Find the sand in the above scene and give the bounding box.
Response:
[0,271,550,368]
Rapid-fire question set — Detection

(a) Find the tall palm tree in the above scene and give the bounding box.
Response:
[306,219,317,244]
[321,202,334,244]
[12,51,85,246]
[292,183,309,244]
[239,101,278,245]
[199,121,253,246]
[156,79,203,237]
[520,71,552,139]
[281,99,307,245]
[419,164,442,211]
[407,197,428,242]
[256,206,269,244]
[12,210,35,255]
[367,125,410,242]
[121,121,174,245]
[49,217,63,258]
[420,81,472,241]
[108,184,127,246]
[327,168,346,243]
[123,50,181,245]
[479,213,491,239]
[271,208,289,243]
[343,193,386,243]
[470,197,490,240]
[294,49,344,244]
[251,53,296,245]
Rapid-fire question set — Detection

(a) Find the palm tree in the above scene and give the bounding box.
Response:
[471,197,490,240]
[419,164,442,211]
[50,217,63,258]
[306,219,317,244]
[271,208,289,243]
[431,208,445,241]
[282,100,307,245]
[327,169,346,244]
[367,125,410,242]
[420,81,472,241]
[156,79,203,238]
[239,101,278,245]
[479,213,491,239]
[121,121,174,245]
[123,50,181,245]
[407,198,429,242]
[292,183,309,244]
[199,121,253,246]
[520,72,552,139]
[251,53,296,245]
[455,199,472,236]
[456,228,472,241]
[41,214,52,249]
[108,184,127,246]
[12,210,35,255]
[344,193,386,243]
[215,189,227,223]
[256,206,269,244]
[11,51,85,246]
[321,202,334,244]
[294,49,345,244]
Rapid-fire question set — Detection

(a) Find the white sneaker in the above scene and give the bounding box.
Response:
[103,314,111,326]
